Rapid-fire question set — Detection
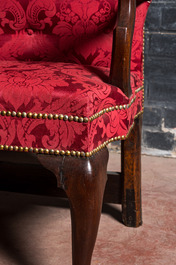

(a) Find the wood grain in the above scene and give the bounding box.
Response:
[121,115,143,227]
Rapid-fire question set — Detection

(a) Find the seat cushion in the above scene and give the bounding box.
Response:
[0,61,143,156]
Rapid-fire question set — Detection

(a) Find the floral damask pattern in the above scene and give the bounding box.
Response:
[0,61,143,152]
[0,61,69,110]
[26,0,56,30]
[0,0,151,153]
[0,0,26,34]
[0,0,150,69]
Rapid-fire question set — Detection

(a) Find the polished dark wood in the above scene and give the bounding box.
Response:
[110,0,136,97]
[121,115,143,227]
[0,162,122,204]
[0,0,146,263]
[110,0,144,227]
[110,0,149,96]
[37,148,109,265]
[0,114,143,231]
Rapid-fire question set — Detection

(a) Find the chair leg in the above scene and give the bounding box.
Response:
[121,115,142,227]
[37,147,108,265]
[64,149,108,265]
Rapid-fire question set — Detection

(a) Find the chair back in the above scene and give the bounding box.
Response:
[0,0,118,66]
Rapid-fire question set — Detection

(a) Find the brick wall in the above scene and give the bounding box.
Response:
[143,0,176,156]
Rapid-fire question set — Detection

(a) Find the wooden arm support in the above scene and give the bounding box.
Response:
[110,0,136,97]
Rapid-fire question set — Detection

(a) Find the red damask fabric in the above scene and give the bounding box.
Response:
[0,61,143,152]
[0,0,150,73]
[0,0,151,153]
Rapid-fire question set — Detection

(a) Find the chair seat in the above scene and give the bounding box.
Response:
[0,61,143,156]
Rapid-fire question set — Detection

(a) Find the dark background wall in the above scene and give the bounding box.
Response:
[143,0,176,156]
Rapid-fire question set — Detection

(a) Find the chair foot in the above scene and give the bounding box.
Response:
[37,148,109,265]
[121,115,142,227]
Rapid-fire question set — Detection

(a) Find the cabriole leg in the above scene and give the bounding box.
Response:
[37,147,109,265]
[63,148,108,265]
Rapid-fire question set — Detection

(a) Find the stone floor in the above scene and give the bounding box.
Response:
[0,152,175,265]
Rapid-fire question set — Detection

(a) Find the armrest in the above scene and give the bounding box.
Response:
[110,0,136,97]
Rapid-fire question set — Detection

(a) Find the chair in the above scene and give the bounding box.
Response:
[0,0,151,264]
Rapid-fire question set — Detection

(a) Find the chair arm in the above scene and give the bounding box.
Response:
[110,0,136,97]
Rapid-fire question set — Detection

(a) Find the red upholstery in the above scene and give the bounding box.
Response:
[0,0,149,74]
[0,0,151,155]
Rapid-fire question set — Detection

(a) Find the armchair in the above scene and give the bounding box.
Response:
[0,0,151,264]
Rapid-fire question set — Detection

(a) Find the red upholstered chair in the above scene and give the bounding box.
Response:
[0,0,151,264]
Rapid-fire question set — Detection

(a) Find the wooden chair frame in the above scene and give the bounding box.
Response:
[0,0,149,264]
[38,1,143,264]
